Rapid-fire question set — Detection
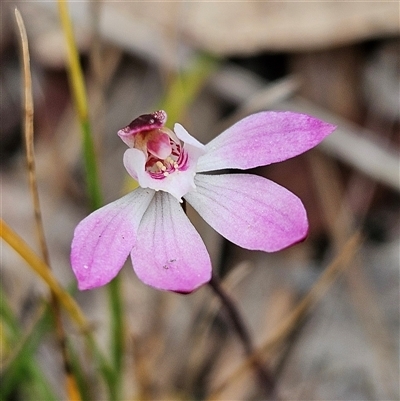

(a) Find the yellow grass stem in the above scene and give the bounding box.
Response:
[57,0,102,210]
[57,0,88,123]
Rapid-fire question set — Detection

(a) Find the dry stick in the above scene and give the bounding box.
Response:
[14,9,81,400]
[208,275,278,400]
[184,262,253,387]
[208,232,362,400]
[181,199,276,396]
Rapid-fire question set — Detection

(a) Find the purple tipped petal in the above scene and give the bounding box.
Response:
[131,192,212,293]
[197,111,336,172]
[71,189,154,290]
[185,174,308,252]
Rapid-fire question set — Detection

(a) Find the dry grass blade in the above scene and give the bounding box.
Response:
[207,231,362,400]
[15,8,49,266]
[14,8,82,400]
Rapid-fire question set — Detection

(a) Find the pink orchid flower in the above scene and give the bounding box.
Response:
[71,110,335,293]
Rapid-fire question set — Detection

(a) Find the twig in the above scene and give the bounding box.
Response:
[208,232,362,399]
[208,275,278,400]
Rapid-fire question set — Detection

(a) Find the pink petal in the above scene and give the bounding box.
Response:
[131,192,212,293]
[184,173,308,252]
[197,111,336,172]
[71,189,154,290]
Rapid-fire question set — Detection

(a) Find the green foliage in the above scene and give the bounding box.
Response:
[0,288,57,401]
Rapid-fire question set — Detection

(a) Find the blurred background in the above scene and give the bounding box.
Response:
[1,2,399,400]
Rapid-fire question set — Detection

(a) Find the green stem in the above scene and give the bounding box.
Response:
[81,119,102,210]
[57,1,123,398]
[58,0,102,211]
[108,276,124,381]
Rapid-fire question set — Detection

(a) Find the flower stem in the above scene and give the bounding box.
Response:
[208,275,278,399]
[58,0,102,211]
[57,3,123,398]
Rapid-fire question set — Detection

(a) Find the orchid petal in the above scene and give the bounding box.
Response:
[71,188,154,290]
[174,123,206,151]
[131,192,212,293]
[123,147,146,182]
[197,111,336,172]
[185,174,308,252]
